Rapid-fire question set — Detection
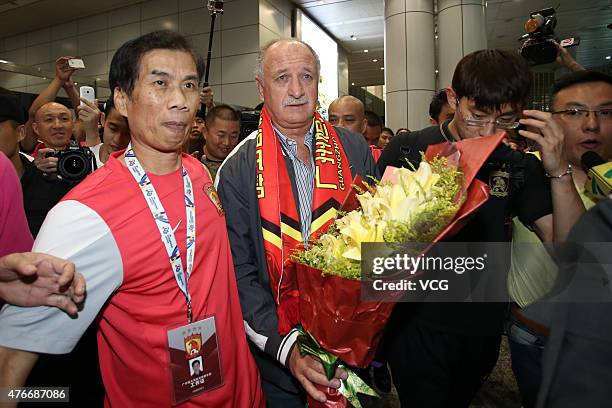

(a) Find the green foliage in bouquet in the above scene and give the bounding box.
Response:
[293,156,465,280]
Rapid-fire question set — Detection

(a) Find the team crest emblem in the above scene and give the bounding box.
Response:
[489,169,509,197]
[184,332,203,358]
[204,184,224,216]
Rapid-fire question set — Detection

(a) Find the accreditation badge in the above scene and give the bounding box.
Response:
[166,316,224,405]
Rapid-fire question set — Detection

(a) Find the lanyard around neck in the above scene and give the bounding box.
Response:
[124,144,196,322]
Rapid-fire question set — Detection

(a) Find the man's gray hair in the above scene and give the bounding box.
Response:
[254,38,321,85]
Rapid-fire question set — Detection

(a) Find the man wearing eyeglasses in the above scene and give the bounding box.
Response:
[550,70,612,189]
[378,49,585,408]
[506,70,612,408]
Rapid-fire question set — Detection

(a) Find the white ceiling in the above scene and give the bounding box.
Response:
[296,0,385,86]
[298,0,612,86]
[0,0,610,87]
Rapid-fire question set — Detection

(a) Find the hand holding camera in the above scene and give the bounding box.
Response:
[34,148,59,175]
[36,142,97,182]
[55,56,79,84]
[76,97,101,136]
[519,8,580,67]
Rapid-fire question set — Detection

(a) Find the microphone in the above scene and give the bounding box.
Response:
[581,151,612,199]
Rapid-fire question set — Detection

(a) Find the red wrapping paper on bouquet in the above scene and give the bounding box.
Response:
[296,263,395,368]
[294,132,506,407]
[296,175,393,370]
[296,264,392,408]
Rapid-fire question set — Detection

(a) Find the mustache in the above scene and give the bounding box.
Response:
[283,96,309,107]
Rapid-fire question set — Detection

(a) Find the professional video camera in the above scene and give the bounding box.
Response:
[518,7,579,65]
[45,141,97,182]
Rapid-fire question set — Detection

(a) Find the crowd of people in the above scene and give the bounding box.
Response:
[0,29,611,408]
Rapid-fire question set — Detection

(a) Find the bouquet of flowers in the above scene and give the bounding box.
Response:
[292,132,506,408]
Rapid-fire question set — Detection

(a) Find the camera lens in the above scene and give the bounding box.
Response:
[65,156,85,174]
[58,151,90,181]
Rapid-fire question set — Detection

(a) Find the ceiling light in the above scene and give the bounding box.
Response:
[350,35,357,40]
[0,60,7,63]
[607,56,611,60]
[372,59,378,62]
[364,49,368,53]
[380,67,384,70]
[351,82,355,86]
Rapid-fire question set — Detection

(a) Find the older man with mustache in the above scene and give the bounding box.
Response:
[215,39,379,406]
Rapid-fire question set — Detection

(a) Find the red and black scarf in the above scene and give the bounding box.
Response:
[256,107,352,335]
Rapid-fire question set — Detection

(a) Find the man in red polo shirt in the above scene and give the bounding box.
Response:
[0,31,263,408]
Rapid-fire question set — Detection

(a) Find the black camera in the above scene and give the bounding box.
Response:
[206,0,224,14]
[519,8,558,65]
[518,8,580,66]
[239,110,261,141]
[45,141,97,182]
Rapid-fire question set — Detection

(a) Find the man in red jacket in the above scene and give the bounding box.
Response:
[0,31,264,408]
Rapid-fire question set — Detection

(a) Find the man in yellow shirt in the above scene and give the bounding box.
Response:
[508,70,612,408]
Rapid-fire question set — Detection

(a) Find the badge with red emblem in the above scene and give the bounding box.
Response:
[167,316,223,404]
[204,184,224,216]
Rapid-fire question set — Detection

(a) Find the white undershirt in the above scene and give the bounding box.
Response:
[89,143,105,168]
[0,201,123,354]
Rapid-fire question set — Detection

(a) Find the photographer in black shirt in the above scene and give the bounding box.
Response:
[378,49,584,408]
[0,95,74,237]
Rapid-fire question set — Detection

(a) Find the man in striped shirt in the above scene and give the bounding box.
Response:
[216,38,378,407]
